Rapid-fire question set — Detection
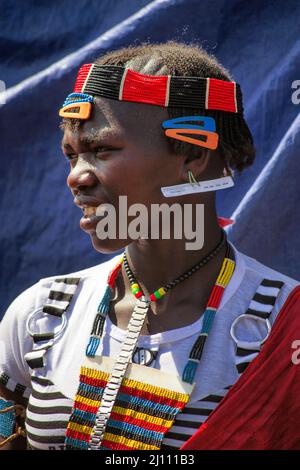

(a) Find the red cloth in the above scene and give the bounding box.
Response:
[181,286,300,450]
[217,217,234,228]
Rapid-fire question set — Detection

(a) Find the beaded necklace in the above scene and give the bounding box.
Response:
[65,239,235,450]
[123,241,235,383]
[86,231,226,360]
[123,234,226,302]
[85,234,235,384]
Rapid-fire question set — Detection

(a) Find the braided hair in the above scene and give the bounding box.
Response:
[63,41,255,172]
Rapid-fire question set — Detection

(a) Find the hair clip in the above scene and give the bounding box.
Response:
[162,115,219,150]
[59,93,95,120]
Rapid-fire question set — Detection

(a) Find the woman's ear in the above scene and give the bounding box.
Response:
[180,149,219,183]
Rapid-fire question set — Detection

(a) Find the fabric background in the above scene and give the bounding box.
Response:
[0,0,299,317]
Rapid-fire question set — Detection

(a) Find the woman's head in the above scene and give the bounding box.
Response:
[61,41,255,253]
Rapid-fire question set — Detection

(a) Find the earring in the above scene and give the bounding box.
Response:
[223,166,233,178]
[161,174,235,197]
[188,170,200,187]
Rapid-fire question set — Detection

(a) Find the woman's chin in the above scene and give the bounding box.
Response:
[89,231,128,254]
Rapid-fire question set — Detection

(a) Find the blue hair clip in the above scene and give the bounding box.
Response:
[162,115,219,150]
[162,115,216,131]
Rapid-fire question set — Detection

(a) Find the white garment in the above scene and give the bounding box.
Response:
[0,243,298,398]
[0,243,298,449]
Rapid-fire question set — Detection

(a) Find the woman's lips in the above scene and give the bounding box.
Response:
[73,197,111,232]
[83,206,97,217]
[80,205,106,232]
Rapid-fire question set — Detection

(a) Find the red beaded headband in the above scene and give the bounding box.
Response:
[59,64,243,120]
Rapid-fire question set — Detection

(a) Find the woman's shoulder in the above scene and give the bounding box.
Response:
[237,248,299,289]
[1,253,123,328]
[38,252,122,285]
[231,244,300,322]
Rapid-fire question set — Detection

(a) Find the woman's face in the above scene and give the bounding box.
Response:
[61,97,184,253]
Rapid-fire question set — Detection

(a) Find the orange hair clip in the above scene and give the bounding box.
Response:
[59,101,92,120]
[165,128,219,150]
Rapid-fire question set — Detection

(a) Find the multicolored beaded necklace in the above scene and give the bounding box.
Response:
[123,236,225,301]
[123,240,235,383]
[85,231,225,360]
[65,234,235,450]
[85,231,234,384]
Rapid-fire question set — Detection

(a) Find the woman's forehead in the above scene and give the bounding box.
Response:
[95,96,168,131]
[63,96,169,144]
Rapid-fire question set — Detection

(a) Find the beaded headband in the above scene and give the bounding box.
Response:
[59,64,240,191]
[59,64,243,120]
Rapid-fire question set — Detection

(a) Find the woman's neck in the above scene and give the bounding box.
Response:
[107,195,232,333]
[113,214,227,333]
[110,196,231,333]
[125,208,224,294]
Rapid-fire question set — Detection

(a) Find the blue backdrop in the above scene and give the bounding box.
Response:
[1,0,299,317]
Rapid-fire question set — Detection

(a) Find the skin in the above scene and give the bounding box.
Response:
[1,91,227,452]
[62,96,227,335]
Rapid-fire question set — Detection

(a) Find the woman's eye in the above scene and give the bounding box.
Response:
[94,146,120,158]
[95,146,111,154]
[63,146,118,161]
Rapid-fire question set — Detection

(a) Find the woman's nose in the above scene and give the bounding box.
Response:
[67,159,98,191]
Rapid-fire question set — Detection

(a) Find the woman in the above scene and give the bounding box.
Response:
[0,41,299,451]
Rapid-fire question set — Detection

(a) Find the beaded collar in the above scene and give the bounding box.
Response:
[64,241,235,450]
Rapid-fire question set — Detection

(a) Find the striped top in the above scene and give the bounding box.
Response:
[0,244,298,450]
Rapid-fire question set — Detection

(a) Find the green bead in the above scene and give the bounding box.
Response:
[154,290,161,299]
[132,287,140,295]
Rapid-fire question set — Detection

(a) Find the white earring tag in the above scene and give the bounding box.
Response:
[161,176,234,197]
